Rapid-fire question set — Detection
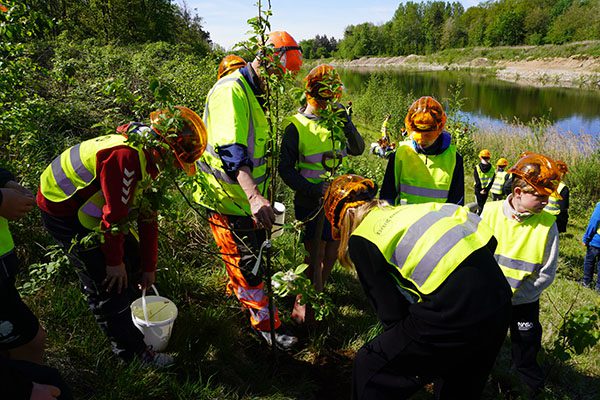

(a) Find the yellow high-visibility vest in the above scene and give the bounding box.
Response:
[393,141,457,204]
[352,203,493,299]
[476,164,495,188]
[491,170,507,195]
[0,217,14,257]
[544,182,566,215]
[481,201,555,293]
[40,134,148,230]
[194,70,269,216]
[285,113,347,184]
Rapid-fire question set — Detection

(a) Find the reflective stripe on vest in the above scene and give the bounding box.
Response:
[352,203,493,297]
[286,113,347,184]
[0,217,14,257]
[481,201,555,292]
[40,134,148,230]
[194,70,270,216]
[544,182,565,215]
[491,170,507,195]
[393,141,457,205]
[476,164,495,188]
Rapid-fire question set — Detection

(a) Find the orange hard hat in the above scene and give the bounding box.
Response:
[508,152,562,198]
[149,106,207,176]
[304,64,343,108]
[479,149,491,158]
[405,96,447,146]
[267,31,303,73]
[496,158,509,167]
[218,54,246,80]
[324,174,378,240]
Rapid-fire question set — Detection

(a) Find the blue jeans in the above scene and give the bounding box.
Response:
[583,245,600,291]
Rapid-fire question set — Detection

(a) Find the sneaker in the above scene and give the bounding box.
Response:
[254,326,298,351]
[140,346,175,368]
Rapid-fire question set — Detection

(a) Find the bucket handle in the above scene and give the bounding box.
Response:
[141,284,159,325]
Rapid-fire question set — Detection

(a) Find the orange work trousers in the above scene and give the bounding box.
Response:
[209,213,281,332]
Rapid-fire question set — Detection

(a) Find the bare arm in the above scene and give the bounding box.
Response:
[237,166,275,229]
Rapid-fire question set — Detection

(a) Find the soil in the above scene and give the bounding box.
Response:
[332,55,600,90]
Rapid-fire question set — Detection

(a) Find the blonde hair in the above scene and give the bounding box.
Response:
[337,199,388,268]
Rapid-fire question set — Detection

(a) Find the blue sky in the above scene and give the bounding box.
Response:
[182,0,483,50]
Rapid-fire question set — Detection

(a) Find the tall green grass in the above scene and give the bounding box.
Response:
[472,120,600,213]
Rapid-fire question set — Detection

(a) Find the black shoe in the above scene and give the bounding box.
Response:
[254,326,298,350]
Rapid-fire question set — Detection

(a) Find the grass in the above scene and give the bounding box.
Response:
[19,134,600,400]
[11,74,600,400]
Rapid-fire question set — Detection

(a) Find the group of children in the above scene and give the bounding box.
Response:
[0,31,591,400]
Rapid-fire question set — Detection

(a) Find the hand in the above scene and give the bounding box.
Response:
[5,180,34,197]
[140,271,155,290]
[30,383,61,400]
[0,187,36,220]
[480,190,487,195]
[103,263,127,294]
[248,193,275,230]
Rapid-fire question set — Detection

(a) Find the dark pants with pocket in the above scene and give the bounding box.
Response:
[510,300,544,395]
[41,212,146,361]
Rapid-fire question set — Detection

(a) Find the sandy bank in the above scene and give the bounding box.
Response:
[331,55,600,90]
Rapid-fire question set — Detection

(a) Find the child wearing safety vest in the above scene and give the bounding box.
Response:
[37,107,205,367]
[474,149,495,214]
[326,174,511,399]
[380,96,465,206]
[481,152,564,397]
[491,157,509,201]
[279,64,364,324]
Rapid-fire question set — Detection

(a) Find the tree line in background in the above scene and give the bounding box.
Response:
[302,0,600,60]
[21,0,211,55]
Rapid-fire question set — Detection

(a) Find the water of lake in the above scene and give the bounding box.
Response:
[338,69,600,136]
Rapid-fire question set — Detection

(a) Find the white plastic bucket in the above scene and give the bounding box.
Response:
[271,202,285,238]
[130,285,178,352]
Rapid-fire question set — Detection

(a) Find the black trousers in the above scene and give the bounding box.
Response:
[41,212,146,360]
[510,301,544,394]
[475,191,489,215]
[350,249,511,400]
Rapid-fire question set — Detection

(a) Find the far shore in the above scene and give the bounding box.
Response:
[329,55,600,90]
